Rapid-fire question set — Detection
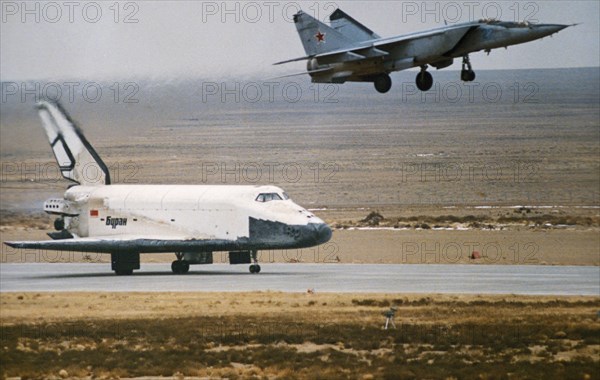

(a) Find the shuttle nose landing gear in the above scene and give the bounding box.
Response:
[249,250,261,274]
[461,55,476,82]
[53,217,65,231]
[171,253,190,274]
[416,66,433,91]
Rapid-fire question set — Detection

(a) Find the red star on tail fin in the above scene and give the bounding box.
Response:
[315,31,326,43]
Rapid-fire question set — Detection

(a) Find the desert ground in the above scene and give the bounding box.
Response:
[1,292,599,379]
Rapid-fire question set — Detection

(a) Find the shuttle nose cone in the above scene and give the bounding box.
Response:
[313,223,332,245]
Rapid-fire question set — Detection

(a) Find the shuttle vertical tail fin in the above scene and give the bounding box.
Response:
[37,101,110,186]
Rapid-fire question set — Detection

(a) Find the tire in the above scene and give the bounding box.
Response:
[467,70,476,81]
[172,260,185,274]
[54,218,64,231]
[249,264,261,274]
[461,70,476,82]
[416,71,433,91]
[374,74,392,93]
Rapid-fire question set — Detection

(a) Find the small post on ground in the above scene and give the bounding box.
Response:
[383,306,398,330]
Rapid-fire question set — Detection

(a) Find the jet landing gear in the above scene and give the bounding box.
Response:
[416,66,433,91]
[249,250,261,274]
[461,55,476,82]
[373,74,392,93]
[171,253,190,274]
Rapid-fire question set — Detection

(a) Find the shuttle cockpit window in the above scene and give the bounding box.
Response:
[255,193,285,202]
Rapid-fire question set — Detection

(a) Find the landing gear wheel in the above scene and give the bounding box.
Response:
[416,70,433,91]
[115,269,133,276]
[373,74,392,93]
[461,70,476,82]
[181,262,190,274]
[249,264,261,274]
[171,260,190,274]
[461,55,476,82]
[249,250,261,274]
[54,218,65,231]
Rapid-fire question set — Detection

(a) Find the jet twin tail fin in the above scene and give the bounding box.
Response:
[329,9,380,42]
[293,10,356,56]
[282,9,380,62]
[37,100,110,186]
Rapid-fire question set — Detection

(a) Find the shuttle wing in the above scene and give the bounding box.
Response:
[5,235,243,253]
[6,235,183,252]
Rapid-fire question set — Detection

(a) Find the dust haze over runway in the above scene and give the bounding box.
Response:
[1,263,598,295]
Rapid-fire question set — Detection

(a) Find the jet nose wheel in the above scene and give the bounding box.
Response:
[249,264,261,274]
[416,71,433,91]
[374,74,392,94]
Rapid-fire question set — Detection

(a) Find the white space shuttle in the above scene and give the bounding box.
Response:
[5,102,332,275]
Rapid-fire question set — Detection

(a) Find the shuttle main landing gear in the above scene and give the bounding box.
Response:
[249,250,261,274]
[112,252,140,275]
[416,66,433,91]
[461,55,476,82]
[171,253,190,274]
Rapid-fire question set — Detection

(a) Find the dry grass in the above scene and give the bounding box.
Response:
[1,292,598,379]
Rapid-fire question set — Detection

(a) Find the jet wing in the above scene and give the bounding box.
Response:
[274,47,388,65]
[275,23,477,66]
[270,67,334,79]
[371,23,477,51]
[4,234,242,253]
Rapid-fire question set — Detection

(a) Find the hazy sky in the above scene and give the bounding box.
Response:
[1,0,598,80]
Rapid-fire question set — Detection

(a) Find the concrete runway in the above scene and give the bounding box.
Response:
[1,263,598,295]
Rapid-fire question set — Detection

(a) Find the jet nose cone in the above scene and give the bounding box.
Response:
[313,223,332,245]
[535,23,571,36]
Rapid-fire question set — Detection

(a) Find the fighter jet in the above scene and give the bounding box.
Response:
[4,101,332,275]
[275,8,573,93]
